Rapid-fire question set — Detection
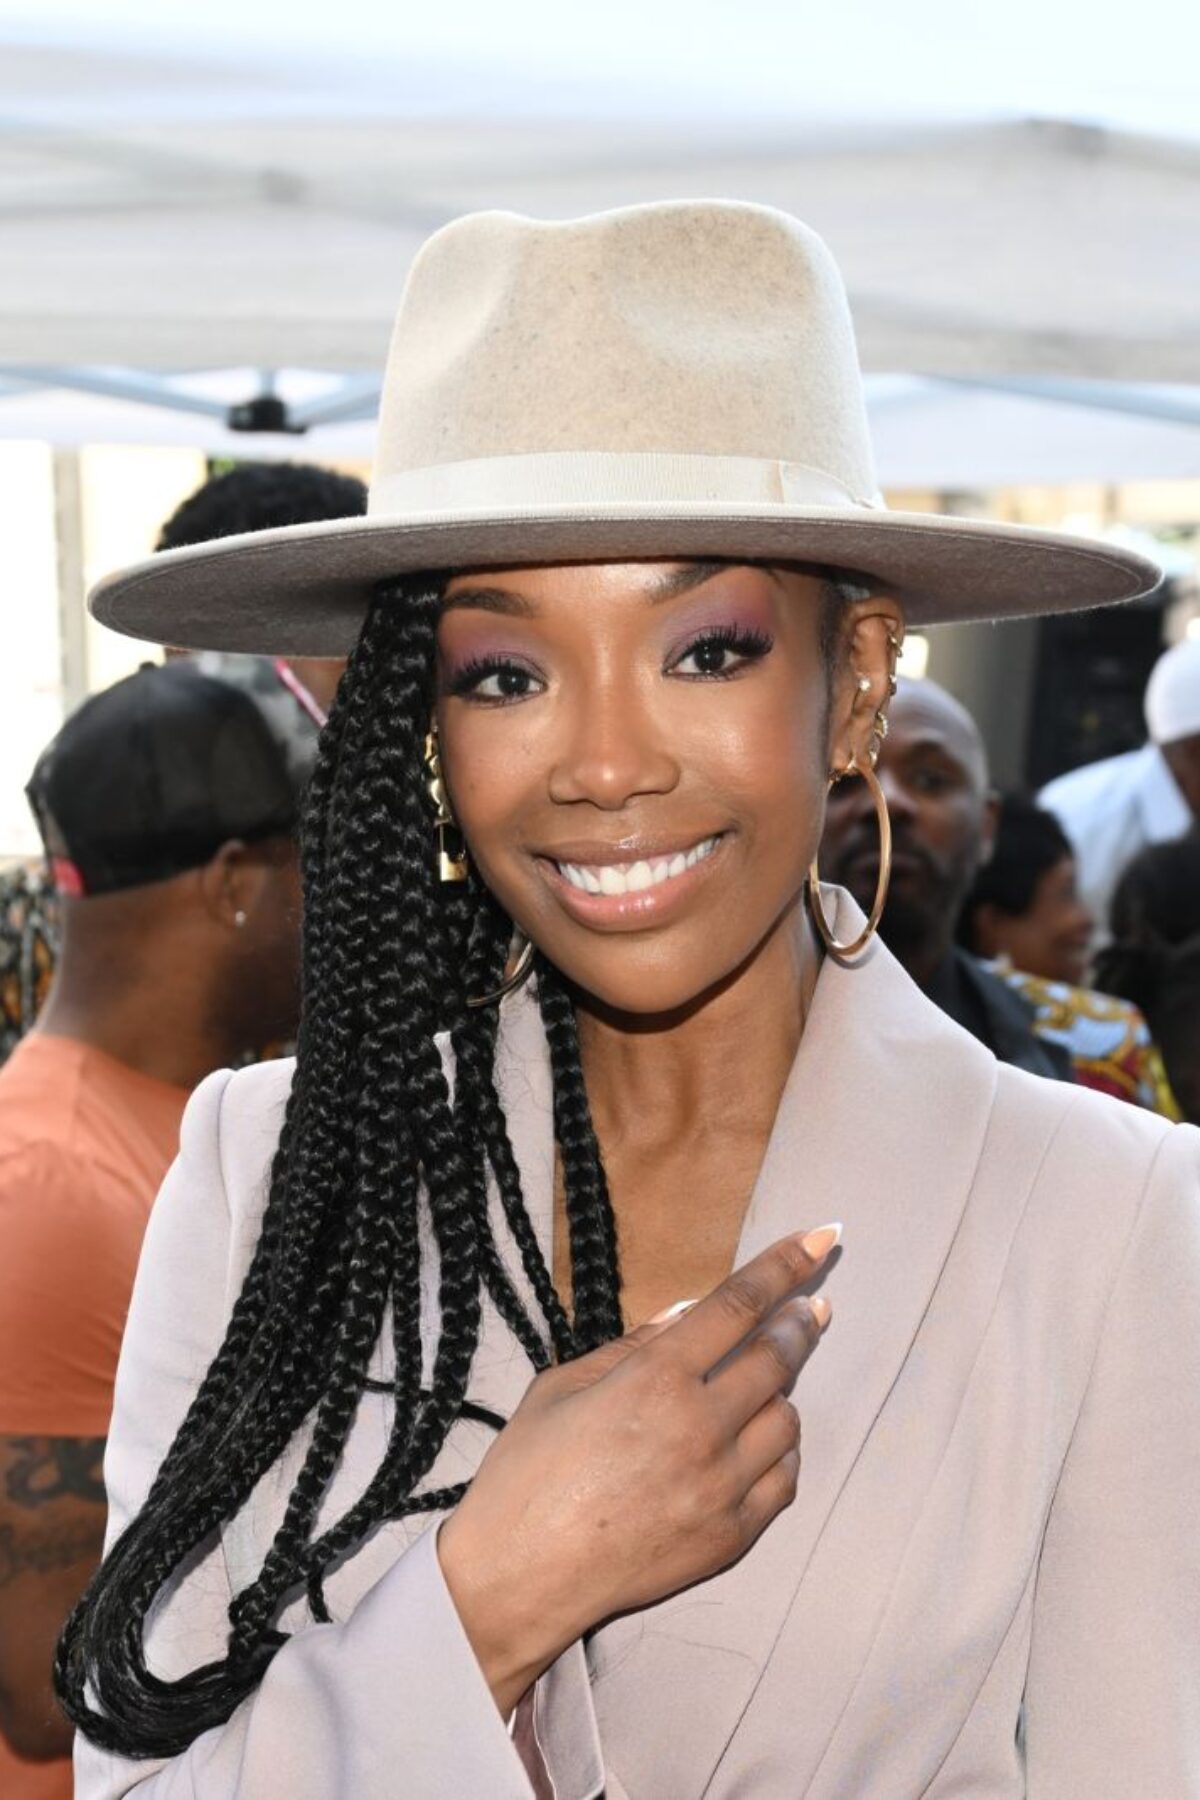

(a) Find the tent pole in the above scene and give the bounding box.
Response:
[52,449,89,715]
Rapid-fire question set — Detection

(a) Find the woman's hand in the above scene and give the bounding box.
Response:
[437,1226,838,1716]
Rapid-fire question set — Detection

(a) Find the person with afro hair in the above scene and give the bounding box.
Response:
[157,461,368,719]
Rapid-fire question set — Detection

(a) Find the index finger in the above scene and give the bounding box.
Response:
[660,1224,841,1377]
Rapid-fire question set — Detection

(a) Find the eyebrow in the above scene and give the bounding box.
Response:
[440,585,537,618]
[441,560,735,617]
[646,560,730,603]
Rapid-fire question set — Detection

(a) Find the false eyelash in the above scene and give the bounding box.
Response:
[443,654,537,698]
[672,624,775,672]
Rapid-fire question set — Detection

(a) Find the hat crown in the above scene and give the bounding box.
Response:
[86,200,1161,658]
[372,200,879,507]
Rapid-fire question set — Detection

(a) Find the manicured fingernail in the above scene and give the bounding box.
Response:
[800,1222,843,1262]
[810,1295,832,1330]
[648,1298,698,1324]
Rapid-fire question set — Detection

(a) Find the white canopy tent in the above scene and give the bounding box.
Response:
[1,5,1199,485]
[1,371,1199,491]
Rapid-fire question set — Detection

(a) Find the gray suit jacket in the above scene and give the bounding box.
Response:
[77,894,1200,1797]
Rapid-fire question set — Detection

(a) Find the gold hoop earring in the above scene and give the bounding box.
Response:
[808,757,892,963]
[467,937,536,1009]
[424,727,469,883]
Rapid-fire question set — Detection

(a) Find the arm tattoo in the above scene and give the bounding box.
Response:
[4,1437,106,1509]
[0,1519,102,1590]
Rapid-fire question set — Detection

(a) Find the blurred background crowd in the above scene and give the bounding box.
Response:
[0,0,1198,1788]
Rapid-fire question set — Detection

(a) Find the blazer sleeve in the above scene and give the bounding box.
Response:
[1024,1120,1200,1796]
[75,1067,604,1800]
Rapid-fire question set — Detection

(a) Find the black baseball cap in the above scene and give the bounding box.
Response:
[26,661,316,897]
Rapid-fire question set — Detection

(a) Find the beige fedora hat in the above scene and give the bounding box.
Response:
[91,200,1159,655]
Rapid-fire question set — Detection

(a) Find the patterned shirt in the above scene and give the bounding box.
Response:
[988,959,1180,1119]
[0,861,57,1062]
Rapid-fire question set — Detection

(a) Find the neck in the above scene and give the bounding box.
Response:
[36,934,240,1093]
[878,908,955,992]
[575,897,819,1156]
[902,930,956,993]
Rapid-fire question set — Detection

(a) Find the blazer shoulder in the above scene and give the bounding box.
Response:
[993,1057,1174,1155]
[214,1053,296,1131]
[990,1059,1188,1241]
[190,1056,294,1243]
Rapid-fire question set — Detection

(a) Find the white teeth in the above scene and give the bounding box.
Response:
[557,835,720,898]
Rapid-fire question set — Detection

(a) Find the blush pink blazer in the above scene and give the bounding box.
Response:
[77,891,1200,1797]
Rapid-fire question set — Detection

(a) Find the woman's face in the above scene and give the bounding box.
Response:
[976,855,1093,988]
[436,561,889,1017]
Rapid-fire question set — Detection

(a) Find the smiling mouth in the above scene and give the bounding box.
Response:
[551,834,723,897]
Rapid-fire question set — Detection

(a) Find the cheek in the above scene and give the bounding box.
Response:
[440,725,534,870]
[682,687,827,857]
[1004,915,1043,957]
[1047,902,1078,943]
[932,800,981,858]
[437,706,576,933]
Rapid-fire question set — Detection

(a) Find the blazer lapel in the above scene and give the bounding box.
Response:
[589,890,1000,1797]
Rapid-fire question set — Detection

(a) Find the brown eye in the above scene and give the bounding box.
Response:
[447,658,544,702]
[670,627,773,680]
[692,639,734,675]
[488,667,535,699]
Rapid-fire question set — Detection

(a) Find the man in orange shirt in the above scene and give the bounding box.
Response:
[0,663,315,1792]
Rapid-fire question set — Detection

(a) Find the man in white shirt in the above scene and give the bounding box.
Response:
[1040,638,1200,944]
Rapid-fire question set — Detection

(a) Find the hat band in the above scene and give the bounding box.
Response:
[370,451,883,517]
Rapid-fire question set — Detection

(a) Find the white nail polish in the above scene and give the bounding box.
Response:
[649,1298,699,1324]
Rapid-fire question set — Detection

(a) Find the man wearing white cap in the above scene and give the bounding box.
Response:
[1040,637,1200,943]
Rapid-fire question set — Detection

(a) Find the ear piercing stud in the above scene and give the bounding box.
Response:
[849,627,903,769]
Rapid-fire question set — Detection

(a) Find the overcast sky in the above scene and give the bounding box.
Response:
[2,0,1197,134]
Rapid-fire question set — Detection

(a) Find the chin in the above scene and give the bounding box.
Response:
[566,967,721,1021]
[539,905,799,1024]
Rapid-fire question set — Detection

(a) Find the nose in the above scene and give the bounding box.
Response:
[547,683,680,810]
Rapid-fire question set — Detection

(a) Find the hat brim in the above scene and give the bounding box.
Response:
[90,503,1161,657]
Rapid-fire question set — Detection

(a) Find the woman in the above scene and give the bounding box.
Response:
[960,793,1093,985]
[1096,828,1200,1124]
[960,793,1178,1114]
[59,203,1198,1798]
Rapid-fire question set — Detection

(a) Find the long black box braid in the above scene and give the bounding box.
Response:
[56,574,622,1758]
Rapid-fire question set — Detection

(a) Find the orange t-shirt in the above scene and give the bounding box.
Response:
[0,1033,188,1797]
